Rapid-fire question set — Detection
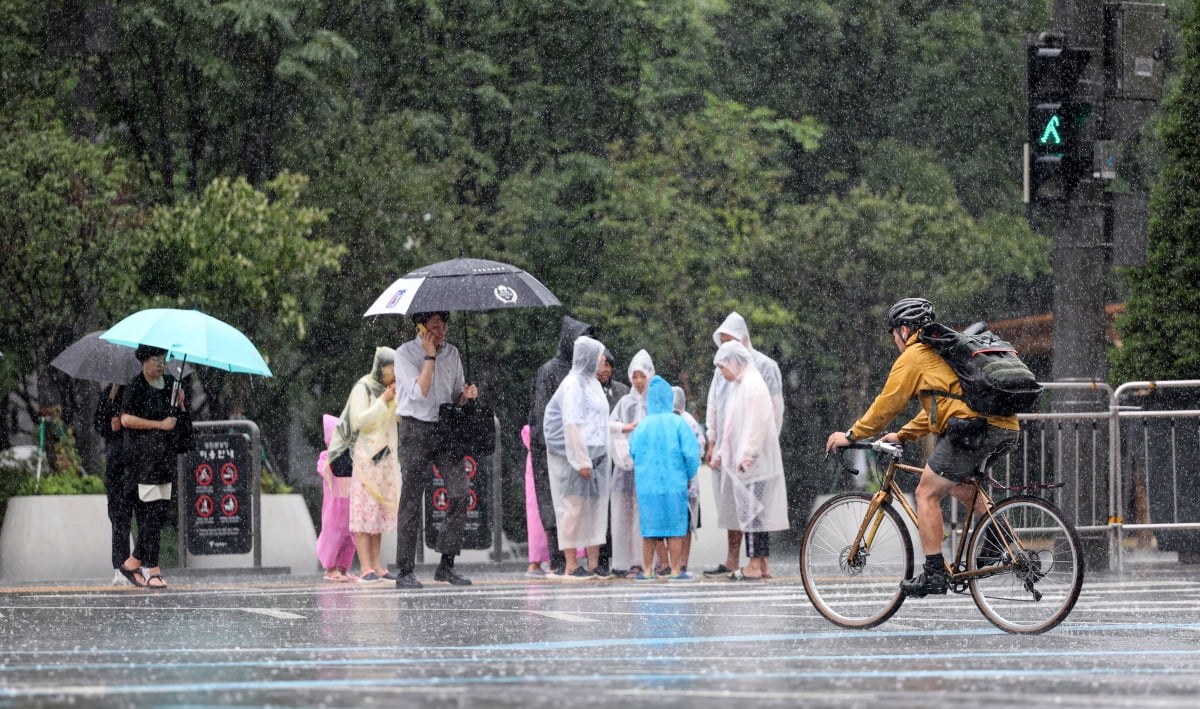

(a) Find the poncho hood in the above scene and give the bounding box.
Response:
[646,375,674,415]
[712,311,756,351]
[556,316,594,363]
[714,340,754,378]
[628,348,655,384]
[571,336,604,376]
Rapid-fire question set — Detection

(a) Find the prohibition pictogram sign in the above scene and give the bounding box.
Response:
[220,463,238,486]
[194,464,214,486]
[431,487,450,512]
[220,494,239,517]
[196,495,214,518]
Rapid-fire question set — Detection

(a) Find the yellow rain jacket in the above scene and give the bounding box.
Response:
[848,331,1019,442]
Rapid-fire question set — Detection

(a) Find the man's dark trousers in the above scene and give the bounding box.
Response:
[396,418,468,571]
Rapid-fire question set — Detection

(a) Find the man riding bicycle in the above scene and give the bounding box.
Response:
[824,298,1020,597]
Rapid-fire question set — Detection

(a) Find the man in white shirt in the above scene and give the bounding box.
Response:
[393,311,478,588]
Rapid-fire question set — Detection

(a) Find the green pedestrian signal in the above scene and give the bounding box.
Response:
[1038,115,1062,146]
[1024,43,1092,206]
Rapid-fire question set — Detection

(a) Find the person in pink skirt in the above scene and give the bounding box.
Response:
[330,347,401,583]
[317,414,358,582]
[522,424,551,577]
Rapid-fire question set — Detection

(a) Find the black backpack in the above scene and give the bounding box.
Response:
[917,322,1044,424]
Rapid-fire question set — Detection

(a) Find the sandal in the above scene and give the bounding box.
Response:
[145,574,168,589]
[117,565,147,588]
[728,569,765,582]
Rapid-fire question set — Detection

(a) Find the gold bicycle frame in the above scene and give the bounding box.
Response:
[847,455,1018,583]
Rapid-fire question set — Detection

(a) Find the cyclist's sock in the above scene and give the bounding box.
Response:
[924,553,946,574]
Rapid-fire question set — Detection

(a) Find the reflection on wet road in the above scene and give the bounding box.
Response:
[3,567,1199,707]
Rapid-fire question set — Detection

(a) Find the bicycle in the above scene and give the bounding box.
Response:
[800,439,1084,635]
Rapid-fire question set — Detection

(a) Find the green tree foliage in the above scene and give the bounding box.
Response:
[95,0,356,195]
[125,172,344,423]
[1111,4,1200,381]
[0,110,135,405]
[3,0,1146,537]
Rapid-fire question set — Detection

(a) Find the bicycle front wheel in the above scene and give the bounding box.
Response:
[800,493,913,629]
[968,495,1084,634]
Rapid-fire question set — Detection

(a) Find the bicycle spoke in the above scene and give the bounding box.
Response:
[801,493,913,629]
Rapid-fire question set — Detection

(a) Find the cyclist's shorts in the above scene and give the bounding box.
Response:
[929,424,1019,483]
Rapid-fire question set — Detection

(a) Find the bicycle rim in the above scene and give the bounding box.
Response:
[968,496,1084,634]
[801,493,912,629]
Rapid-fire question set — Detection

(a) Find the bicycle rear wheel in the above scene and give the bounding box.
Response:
[968,495,1084,634]
[800,493,913,629]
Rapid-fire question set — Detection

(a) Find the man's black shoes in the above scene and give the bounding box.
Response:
[900,567,949,598]
[394,572,423,589]
[434,566,472,586]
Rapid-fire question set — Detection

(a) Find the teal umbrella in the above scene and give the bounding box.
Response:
[101,308,273,377]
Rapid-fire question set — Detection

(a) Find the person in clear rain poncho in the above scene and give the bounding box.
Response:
[528,316,595,575]
[609,349,655,577]
[710,340,788,580]
[629,376,701,580]
[543,336,612,580]
[703,312,785,577]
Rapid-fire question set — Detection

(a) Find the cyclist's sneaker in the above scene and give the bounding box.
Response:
[899,568,949,598]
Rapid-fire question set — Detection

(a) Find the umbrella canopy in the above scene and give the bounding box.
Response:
[364,258,560,316]
[101,308,273,377]
[51,330,193,384]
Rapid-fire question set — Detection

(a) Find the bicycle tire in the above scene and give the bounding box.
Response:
[800,492,913,629]
[967,495,1084,634]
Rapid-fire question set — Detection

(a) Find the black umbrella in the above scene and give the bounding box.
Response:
[51,330,192,384]
[364,257,562,378]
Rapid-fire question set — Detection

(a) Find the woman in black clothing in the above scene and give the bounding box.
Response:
[96,382,136,585]
[117,345,185,589]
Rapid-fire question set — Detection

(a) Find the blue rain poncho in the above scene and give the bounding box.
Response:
[630,376,700,538]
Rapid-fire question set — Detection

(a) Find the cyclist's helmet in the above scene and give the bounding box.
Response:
[885,298,935,332]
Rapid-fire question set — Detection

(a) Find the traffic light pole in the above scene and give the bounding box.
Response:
[1029,0,1166,569]
[1048,0,1107,390]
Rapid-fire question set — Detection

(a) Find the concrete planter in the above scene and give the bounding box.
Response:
[0,495,114,583]
[185,494,318,573]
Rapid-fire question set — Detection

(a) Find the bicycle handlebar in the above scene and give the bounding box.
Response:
[827,439,903,476]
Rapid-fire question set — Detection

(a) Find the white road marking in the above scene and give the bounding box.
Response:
[528,610,598,623]
[241,608,306,619]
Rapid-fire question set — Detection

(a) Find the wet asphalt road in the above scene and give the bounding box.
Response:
[2,562,1200,708]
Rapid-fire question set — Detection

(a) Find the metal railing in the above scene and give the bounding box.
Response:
[996,380,1200,572]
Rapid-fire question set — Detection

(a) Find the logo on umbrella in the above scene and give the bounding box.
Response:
[493,285,518,304]
[386,288,408,309]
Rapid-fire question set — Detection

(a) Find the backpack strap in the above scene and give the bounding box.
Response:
[920,389,965,430]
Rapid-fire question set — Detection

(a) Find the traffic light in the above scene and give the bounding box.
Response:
[1025,45,1092,205]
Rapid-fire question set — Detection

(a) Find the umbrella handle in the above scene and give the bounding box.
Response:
[169,354,187,411]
